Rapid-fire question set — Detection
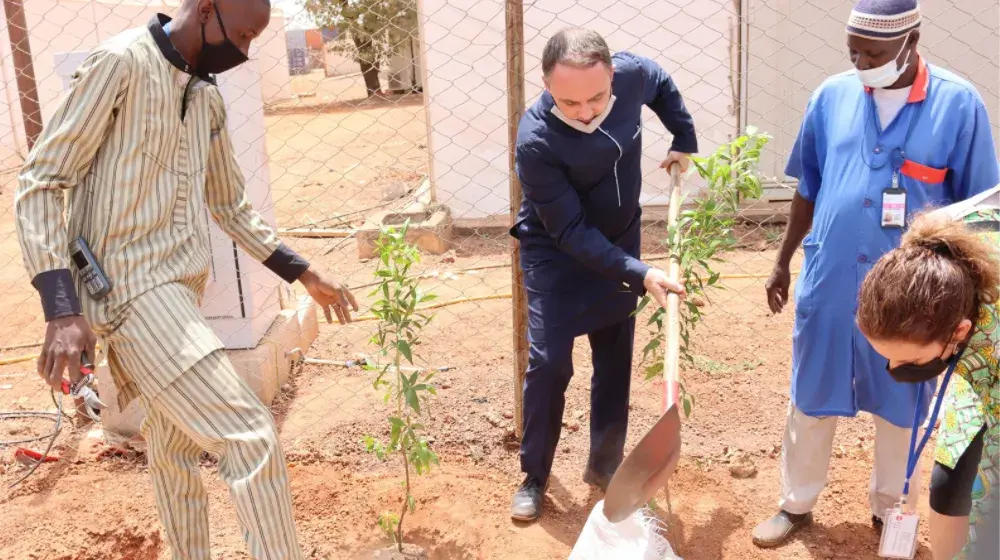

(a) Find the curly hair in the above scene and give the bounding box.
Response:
[857,211,1000,344]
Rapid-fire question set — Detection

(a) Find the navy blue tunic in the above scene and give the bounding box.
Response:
[512,52,698,335]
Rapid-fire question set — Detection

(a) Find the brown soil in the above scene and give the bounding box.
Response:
[0,101,938,560]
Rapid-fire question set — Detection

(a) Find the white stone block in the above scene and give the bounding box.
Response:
[97,296,319,437]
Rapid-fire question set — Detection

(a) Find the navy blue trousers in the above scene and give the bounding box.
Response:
[519,308,636,484]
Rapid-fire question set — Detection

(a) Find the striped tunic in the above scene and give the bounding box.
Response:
[15,15,308,407]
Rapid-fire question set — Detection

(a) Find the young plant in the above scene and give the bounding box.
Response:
[635,127,771,417]
[362,220,439,550]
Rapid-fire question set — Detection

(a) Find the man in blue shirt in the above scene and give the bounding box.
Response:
[753,0,999,547]
[509,28,693,521]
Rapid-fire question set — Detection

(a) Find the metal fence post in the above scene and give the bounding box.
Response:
[3,0,42,151]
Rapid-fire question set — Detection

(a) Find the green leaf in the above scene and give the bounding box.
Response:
[397,340,413,364]
[632,295,650,317]
[644,361,664,381]
[407,494,417,513]
[683,397,693,418]
[405,387,421,414]
[642,338,661,355]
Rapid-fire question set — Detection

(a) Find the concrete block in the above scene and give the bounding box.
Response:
[356,206,453,259]
[95,361,145,438]
[97,296,320,437]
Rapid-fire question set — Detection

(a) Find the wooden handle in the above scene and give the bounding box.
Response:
[663,165,683,411]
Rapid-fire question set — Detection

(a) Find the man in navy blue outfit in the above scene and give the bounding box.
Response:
[509,28,695,521]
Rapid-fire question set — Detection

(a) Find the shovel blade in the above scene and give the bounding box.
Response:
[602,406,681,523]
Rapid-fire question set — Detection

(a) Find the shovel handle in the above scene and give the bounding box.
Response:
[663,165,683,412]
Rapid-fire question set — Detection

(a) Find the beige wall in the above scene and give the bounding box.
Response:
[421,0,1000,218]
[746,0,1000,194]
[421,0,739,219]
[0,0,290,348]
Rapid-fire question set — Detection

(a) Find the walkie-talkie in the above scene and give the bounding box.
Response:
[69,237,112,300]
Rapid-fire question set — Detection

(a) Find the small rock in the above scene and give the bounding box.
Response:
[502,411,513,420]
[566,422,580,433]
[440,383,452,390]
[468,444,484,463]
[573,410,585,420]
[485,413,503,428]
[280,384,292,393]
[834,448,844,458]
[442,256,456,264]
[380,181,408,201]
[691,297,706,307]
[562,446,571,453]
[443,415,456,424]
[729,460,758,479]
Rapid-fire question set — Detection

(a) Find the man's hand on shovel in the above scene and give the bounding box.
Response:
[643,268,686,309]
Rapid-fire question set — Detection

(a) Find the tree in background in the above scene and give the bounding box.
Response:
[305,0,418,97]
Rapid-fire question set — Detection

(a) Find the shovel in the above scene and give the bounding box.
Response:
[603,164,685,523]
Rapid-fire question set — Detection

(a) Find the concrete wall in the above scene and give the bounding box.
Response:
[0,0,292,166]
[420,0,1000,219]
[421,0,739,220]
[0,0,291,349]
[324,43,357,77]
[745,0,1000,190]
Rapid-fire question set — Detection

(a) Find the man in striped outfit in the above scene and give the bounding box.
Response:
[14,1,357,558]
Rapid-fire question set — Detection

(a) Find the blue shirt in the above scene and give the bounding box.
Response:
[787,57,999,427]
[511,52,697,332]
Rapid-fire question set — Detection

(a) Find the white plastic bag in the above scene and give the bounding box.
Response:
[569,499,682,560]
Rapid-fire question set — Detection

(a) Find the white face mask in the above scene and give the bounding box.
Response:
[856,33,912,89]
[550,95,616,134]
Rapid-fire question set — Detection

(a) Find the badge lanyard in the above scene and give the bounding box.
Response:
[861,83,929,229]
[879,358,957,559]
[859,79,931,177]
[901,358,957,501]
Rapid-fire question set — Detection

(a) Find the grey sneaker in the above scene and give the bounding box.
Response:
[752,510,813,548]
[510,476,546,522]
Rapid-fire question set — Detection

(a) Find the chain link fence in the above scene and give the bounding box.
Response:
[0,0,997,558]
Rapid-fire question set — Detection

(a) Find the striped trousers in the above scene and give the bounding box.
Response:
[138,350,304,560]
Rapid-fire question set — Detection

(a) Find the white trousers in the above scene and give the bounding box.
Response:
[779,403,923,518]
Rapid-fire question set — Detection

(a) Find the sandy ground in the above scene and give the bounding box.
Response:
[0,96,941,559]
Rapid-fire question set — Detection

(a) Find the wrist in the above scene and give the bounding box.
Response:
[49,312,84,324]
[297,267,317,286]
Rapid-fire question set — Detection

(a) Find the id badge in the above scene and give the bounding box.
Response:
[882,187,907,228]
[878,505,919,559]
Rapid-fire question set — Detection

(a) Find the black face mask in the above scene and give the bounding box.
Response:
[199,3,248,75]
[887,347,962,384]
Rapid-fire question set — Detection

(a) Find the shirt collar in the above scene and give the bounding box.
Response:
[864,53,928,103]
[147,13,216,85]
